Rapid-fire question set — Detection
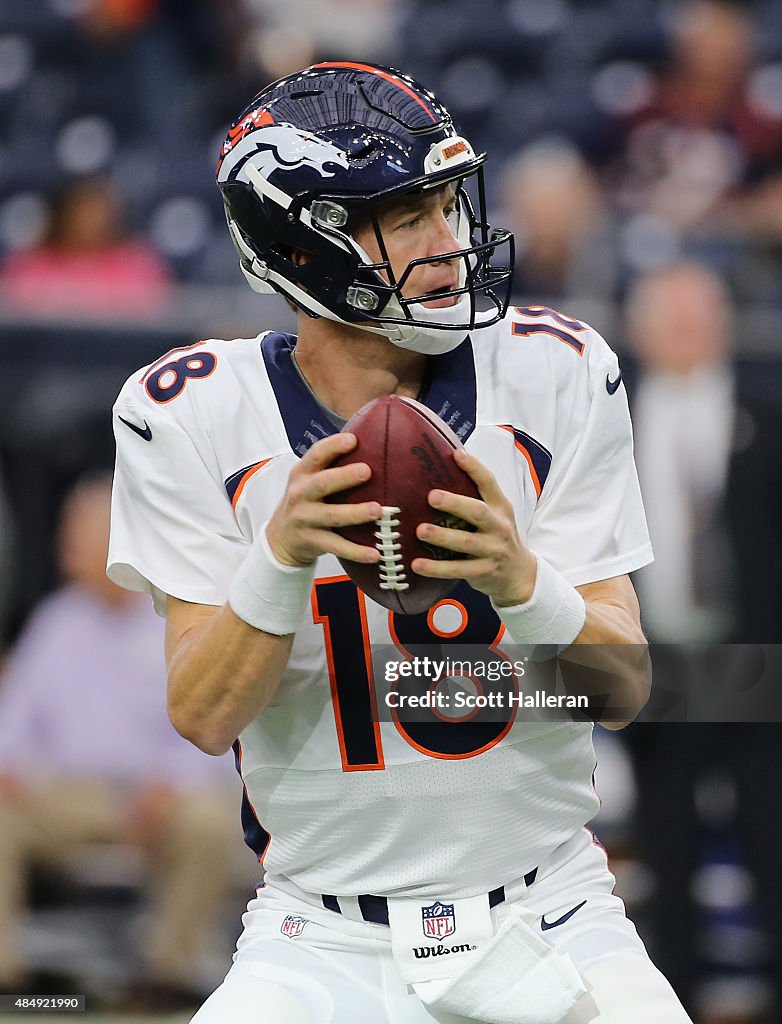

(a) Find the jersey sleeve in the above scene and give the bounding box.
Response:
[526,330,653,587]
[108,379,249,615]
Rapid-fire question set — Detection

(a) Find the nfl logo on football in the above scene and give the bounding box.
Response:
[421,901,456,940]
[280,915,309,938]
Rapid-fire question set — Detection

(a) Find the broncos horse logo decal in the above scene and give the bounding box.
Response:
[217,122,351,184]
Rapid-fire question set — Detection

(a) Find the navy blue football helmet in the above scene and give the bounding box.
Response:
[216,61,514,353]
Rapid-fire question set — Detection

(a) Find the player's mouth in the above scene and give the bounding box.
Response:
[420,283,459,308]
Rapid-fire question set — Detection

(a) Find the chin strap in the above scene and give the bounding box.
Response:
[241,255,470,354]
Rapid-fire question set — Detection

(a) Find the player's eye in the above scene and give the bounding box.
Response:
[399,214,422,229]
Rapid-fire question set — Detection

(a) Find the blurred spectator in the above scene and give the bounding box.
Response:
[628,262,736,643]
[612,1,782,224]
[0,178,172,320]
[0,475,250,1010]
[0,478,14,654]
[628,260,782,644]
[243,0,400,80]
[609,1,782,294]
[500,139,619,304]
[623,262,782,1023]
[72,0,224,141]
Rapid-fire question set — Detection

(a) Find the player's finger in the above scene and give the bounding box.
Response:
[416,521,477,555]
[411,554,495,579]
[299,431,358,472]
[304,461,372,500]
[428,488,493,530]
[311,500,382,528]
[453,447,508,507]
[309,529,380,564]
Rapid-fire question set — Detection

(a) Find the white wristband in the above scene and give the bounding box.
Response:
[228,525,316,636]
[491,556,586,654]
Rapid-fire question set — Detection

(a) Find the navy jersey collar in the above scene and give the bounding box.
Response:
[261,332,477,457]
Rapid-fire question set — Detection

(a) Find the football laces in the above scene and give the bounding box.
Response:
[374,506,409,592]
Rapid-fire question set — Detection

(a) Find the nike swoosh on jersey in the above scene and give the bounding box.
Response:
[606,372,623,395]
[540,900,587,931]
[118,415,153,442]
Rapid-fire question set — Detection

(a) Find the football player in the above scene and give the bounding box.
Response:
[109,62,692,1022]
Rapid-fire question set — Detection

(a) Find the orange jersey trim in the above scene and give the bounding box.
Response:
[236,739,271,867]
[231,459,273,509]
[498,425,542,498]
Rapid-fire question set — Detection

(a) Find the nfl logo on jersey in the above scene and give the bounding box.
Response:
[421,901,456,940]
[280,915,309,938]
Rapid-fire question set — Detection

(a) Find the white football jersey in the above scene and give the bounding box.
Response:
[109,306,652,898]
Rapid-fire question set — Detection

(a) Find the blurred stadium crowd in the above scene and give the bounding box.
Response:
[1,0,782,1020]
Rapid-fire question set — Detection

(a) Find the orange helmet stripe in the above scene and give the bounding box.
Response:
[310,61,437,122]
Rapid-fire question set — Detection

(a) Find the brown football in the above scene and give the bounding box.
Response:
[327,395,480,614]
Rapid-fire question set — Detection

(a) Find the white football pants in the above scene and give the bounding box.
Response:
[191,829,693,1024]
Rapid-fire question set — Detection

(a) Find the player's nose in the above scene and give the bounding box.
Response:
[428,212,460,263]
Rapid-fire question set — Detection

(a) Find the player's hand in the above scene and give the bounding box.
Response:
[266,433,382,568]
[411,447,537,606]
